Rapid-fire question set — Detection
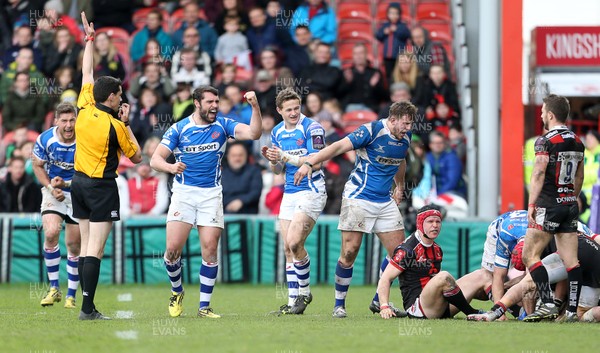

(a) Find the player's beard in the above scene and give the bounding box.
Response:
[199,107,217,124]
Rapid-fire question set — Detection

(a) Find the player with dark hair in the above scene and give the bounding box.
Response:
[33,102,80,309]
[294,101,417,318]
[377,206,482,319]
[522,94,585,322]
[71,12,143,320]
[151,85,262,319]
[262,88,327,315]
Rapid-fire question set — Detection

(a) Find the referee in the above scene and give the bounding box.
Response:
[74,12,142,320]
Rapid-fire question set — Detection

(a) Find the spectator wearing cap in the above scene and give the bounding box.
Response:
[130,9,173,62]
[170,27,212,81]
[375,2,410,82]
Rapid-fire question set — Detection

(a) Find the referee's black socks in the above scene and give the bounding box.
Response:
[78,256,86,294]
[81,256,101,314]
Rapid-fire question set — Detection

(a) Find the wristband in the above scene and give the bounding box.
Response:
[46,185,54,192]
[84,35,94,42]
[528,203,536,208]
[64,180,72,188]
[304,161,314,168]
[123,120,130,127]
[380,304,391,310]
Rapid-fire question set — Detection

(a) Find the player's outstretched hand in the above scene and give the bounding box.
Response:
[244,91,259,108]
[170,162,187,175]
[81,12,95,38]
[379,307,396,319]
[294,163,312,185]
[51,176,65,189]
[52,188,65,202]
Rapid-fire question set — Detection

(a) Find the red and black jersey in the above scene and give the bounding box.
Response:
[534,127,584,207]
[390,232,443,310]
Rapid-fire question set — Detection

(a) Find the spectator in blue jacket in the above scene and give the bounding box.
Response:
[289,0,337,45]
[246,7,281,62]
[426,131,466,197]
[375,2,411,82]
[171,2,218,59]
[222,142,263,214]
[130,9,173,62]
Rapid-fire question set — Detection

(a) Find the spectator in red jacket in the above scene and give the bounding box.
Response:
[128,158,169,215]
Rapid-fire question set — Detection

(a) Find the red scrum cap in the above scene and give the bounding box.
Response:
[416,205,442,238]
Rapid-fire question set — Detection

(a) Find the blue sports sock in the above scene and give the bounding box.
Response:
[43,245,61,288]
[199,260,218,309]
[334,261,353,308]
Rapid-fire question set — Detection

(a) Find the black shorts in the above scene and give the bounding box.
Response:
[71,172,121,222]
[530,203,578,234]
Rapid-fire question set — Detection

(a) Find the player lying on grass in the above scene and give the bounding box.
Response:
[376,205,486,319]
[468,232,600,322]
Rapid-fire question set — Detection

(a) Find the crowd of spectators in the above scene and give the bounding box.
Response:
[0,0,470,217]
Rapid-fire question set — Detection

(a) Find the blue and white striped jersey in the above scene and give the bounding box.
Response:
[343,119,411,202]
[33,127,76,192]
[160,115,239,188]
[271,115,325,193]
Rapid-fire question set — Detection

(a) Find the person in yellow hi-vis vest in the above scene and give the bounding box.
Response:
[581,130,600,223]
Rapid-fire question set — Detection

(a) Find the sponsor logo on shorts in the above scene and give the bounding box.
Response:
[111,210,119,218]
[174,211,180,217]
[544,220,560,229]
[210,217,218,223]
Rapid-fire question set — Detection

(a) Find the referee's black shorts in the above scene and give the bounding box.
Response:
[71,171,121,222]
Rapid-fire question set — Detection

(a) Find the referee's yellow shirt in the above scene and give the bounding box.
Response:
[75,83,138,179]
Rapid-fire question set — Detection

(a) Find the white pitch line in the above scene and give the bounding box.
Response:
[115,331,138,340]
[115,310,134,319]
[117,293,132,302]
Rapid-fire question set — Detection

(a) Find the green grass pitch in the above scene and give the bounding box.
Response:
[1,283,598,353]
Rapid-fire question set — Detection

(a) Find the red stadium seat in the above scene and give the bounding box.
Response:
[170,7,207,33]
[338,22,375,42]
[420,20,453,43]
[342,110,378,134]
[416,2,451,22]
[337,3,372,23]
[132,8,170,32]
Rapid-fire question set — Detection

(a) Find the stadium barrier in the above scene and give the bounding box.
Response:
[0,214,491,285]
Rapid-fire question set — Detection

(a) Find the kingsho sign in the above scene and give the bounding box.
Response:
[533,26,600,66]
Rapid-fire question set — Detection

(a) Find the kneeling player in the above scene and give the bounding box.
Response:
[377,206,481,319]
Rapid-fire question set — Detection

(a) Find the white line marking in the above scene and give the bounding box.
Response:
[116,310,134,319]
[115,331,138,340]
[117,293,132,302]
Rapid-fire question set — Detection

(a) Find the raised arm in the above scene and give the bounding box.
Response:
[81,12,95,86]
[234,91,262,140]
